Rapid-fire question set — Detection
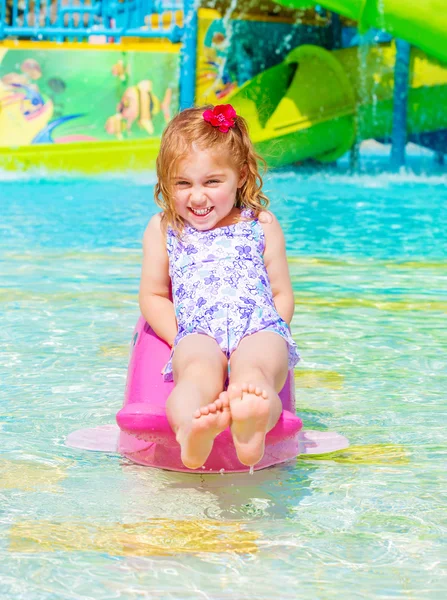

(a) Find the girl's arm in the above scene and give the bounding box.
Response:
[259,212,295,325]
[139,213,178,346]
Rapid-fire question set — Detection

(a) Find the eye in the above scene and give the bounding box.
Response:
[175,180,189,186]
[206,179,220,184]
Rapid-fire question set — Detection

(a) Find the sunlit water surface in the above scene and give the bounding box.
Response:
[1,161,446,599]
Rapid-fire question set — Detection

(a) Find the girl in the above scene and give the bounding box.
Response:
[139,104,299,470]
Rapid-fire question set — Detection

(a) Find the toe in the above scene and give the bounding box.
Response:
[219,391,230,408]
[208,402,217,414]
[228,383,242,402]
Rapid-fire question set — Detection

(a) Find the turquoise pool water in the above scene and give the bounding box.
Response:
[1,163,446,598]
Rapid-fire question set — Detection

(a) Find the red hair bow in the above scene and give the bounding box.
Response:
[203,104,237,133]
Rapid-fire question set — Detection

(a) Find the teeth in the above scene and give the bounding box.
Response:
[190,207,212,216]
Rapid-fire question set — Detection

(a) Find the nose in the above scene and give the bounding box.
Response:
[189,189,207,206]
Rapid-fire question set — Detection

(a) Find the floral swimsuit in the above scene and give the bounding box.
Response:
[162,209,300,381]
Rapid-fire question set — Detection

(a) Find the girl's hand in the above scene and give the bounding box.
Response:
[139,214,178,345]
[259,211,295,325]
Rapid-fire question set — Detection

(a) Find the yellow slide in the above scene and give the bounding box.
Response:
[277,1,447,64]
[229,1,447,166]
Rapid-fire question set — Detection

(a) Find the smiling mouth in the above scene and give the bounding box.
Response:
[189,207,213,217]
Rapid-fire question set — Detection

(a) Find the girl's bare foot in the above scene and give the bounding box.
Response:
[228,383,270,466]
[176,392,231,469]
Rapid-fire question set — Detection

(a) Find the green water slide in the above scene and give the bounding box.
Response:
[229,1,447,166]
[278,1,447,64]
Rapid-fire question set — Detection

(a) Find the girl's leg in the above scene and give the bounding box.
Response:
[228,331,289,466]
[167,334,230,469]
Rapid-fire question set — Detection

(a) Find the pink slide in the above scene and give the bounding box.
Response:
[116,317,304,472]
[66,317,349,469]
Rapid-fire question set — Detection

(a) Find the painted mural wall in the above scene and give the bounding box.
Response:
[0,11,329,149]
[0,44,180,147]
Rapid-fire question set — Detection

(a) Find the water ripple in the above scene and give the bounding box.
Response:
[1,170,446,598]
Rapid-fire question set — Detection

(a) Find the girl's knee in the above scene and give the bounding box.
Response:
[229,365,268,386]
[174,355,226,387]
[230,361,288,391]
[173,335,226,370]
[182,358,218,378]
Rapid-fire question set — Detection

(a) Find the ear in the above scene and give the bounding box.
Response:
[238,164,248,188]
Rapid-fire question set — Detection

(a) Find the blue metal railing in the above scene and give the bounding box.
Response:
[0,0,183,42]
[179,0,197,110]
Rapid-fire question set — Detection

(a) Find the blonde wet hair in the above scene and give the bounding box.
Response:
[154,105,269,232]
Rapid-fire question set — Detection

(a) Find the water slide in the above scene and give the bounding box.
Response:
[229,0,447,166]
[277,1,447,64]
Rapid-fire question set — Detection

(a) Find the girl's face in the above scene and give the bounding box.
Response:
[172,147,245,230]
